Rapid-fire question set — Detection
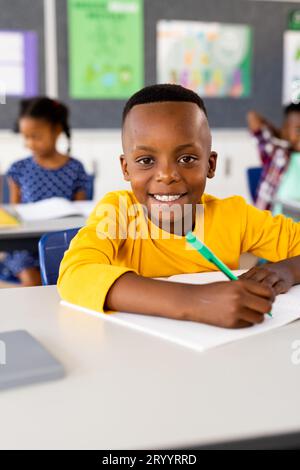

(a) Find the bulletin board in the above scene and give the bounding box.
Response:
[56,0,298,128]
[0,0,298,129]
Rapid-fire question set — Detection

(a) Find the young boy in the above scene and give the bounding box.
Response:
[58,84,300,329]
[247,103,300,210]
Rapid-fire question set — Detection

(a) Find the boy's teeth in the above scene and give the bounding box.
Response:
[153,194,182,202]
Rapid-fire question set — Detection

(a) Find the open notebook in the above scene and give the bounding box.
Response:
[0,207,19,227]
[8,198,95,222]
[61,271,300,353]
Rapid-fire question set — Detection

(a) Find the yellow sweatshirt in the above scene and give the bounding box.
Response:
[57,190,300,312]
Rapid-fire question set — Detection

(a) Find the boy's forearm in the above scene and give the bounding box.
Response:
[105,272,274,328]
[105,271,194,320]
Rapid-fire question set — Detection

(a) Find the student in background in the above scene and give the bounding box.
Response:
[58,84,300,329]
[247,103,300,210]
[1,97,88,287]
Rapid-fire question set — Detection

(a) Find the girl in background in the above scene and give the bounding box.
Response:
[2,97,88,286]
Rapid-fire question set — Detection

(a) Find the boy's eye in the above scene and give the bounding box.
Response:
[136,156,154,166]
[178,155,197,164]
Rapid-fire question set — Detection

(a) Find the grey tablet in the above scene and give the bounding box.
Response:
[0,330,65,390]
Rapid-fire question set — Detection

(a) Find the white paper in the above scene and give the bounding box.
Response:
[61,271,300,353]
[0,31,25,95]
[282,30,300,104]
[14,198,95,221]
[0,32,23,62]
[0,65,24,95]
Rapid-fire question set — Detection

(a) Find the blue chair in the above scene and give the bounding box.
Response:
[38,228,80,286]
[86,160,99,200]
[246,167,263,203]
[86,173,95,200]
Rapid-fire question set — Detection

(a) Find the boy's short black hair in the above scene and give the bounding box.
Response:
[122,84,208,124]
[284,102,300,116]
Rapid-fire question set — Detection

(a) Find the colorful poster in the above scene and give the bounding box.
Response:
[157,21,252,98]
[0,31,38,98]
[282,31,300,104]
[68,0,144,99]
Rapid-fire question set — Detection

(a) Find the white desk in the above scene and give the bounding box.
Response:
[1,284,300,450]
[0,200,94,251]
[0,217,85,251]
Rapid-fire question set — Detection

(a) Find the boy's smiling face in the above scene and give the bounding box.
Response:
[120,101,217,233]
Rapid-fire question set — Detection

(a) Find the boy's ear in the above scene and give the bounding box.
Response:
[120,155,130,181]
[207,151,217,179]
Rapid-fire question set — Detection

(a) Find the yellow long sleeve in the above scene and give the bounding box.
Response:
[58,191,300,313]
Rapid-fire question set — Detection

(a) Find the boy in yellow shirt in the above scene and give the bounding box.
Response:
[58,84,300,329]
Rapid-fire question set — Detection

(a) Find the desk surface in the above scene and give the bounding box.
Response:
[1,283,300,450]
[0,216,85,239]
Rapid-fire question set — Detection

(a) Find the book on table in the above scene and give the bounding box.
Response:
[2,197,95,223]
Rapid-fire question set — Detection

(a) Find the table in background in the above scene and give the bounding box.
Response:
[0,216,85,251]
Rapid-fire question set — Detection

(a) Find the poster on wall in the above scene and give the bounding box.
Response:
[68,0,144,99]
[157,20,252,98]
[0,31,38,98]
[282,30,300,104]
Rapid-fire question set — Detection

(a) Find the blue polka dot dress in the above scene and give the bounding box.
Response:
[7,156,88,203]
[0,156,88,281]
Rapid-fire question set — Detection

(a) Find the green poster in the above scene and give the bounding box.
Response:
[68,0,144,99]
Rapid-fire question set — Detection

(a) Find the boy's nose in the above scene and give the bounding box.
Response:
[155,165,180,184]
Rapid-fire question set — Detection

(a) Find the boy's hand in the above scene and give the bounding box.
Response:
[107,272,275,330]
[239,263,295,295]
[188,279,274,329]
